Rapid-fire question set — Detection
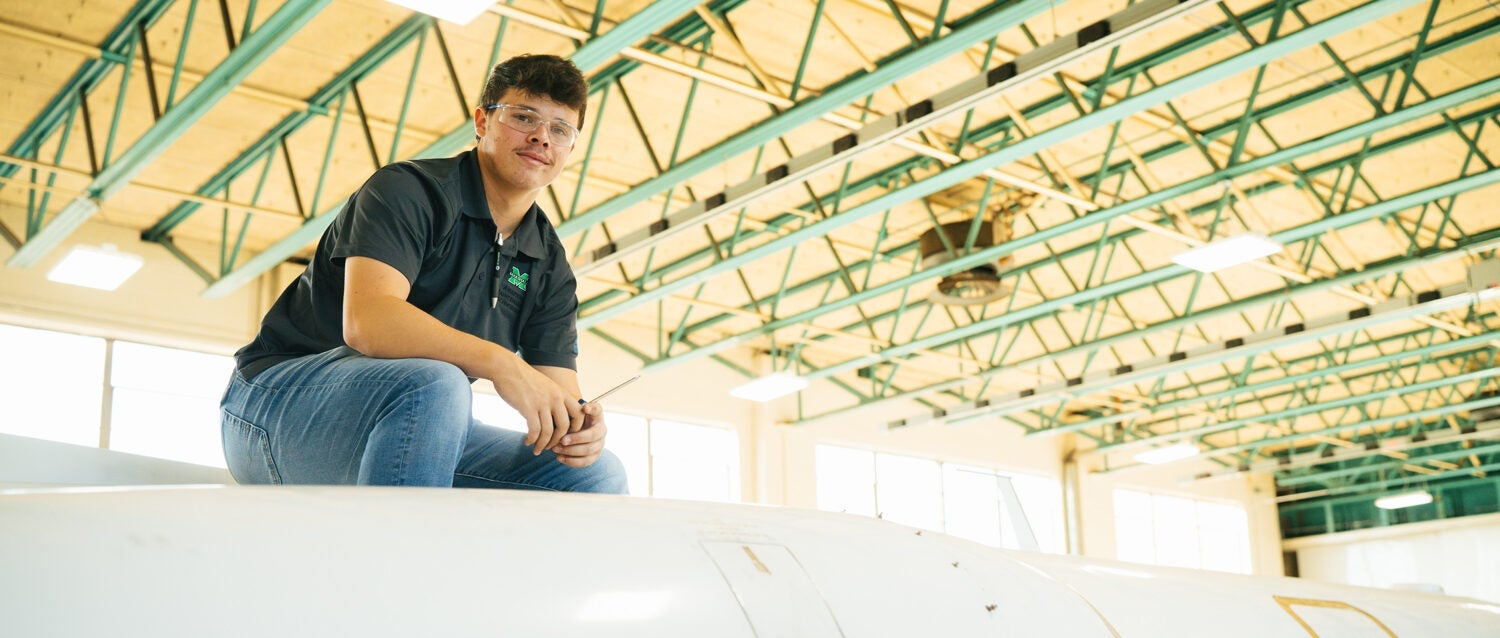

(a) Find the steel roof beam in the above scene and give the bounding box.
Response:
[572,0,1212,275]
[577,0,1428,330]
[1193,416,1500,482]
[553,0,1061,237]
[1276,457,1500,502]
[1071,16,1500,196]
[1277,442,1500,488]
[1106,388,1500,464]
[1040,332,1500,438]
[798,177,1498,428]
[0,0,176,182]
[575,0,1397,328]
[138,14,433,242]
[779,105,1499,416]
[642,13,1496,354]
[1277,472,1500,512]
[199,0,708,298]
[612,68,1495,371]
[906,276,1500,430]
[7,0,332,268]
[1125,348,1494,452]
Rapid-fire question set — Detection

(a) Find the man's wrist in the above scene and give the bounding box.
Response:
[480,343,522,380]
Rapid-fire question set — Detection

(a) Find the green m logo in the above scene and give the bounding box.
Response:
[508,266,528,291]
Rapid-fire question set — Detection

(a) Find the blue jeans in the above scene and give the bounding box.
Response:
[219,346,627,493]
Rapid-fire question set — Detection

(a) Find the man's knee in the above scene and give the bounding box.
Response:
[389,359,473,428]
[579,449,630,495]
[396,359,471,398]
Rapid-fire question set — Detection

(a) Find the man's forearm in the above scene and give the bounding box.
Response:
[344,293,524,381]
[536,365,581,398]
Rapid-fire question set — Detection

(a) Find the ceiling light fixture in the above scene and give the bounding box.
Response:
[1374,491,1434,510]
[730,372,809,402]
[45,244,144,291]
[1171,233,1282,273]
[1134,442,1201,465]
[385,0,494,25]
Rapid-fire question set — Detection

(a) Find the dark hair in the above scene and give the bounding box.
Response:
[478,54,588,128]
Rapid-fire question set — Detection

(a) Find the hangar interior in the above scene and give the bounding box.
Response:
[1,0,1498,602]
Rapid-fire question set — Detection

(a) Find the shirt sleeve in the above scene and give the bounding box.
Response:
[520,251,580,370]
[328,166,439,284]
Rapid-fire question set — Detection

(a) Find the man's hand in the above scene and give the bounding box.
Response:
[552,402,608,467]
[491,365,583,455]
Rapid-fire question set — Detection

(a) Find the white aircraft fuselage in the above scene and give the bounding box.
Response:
[2,485,1496,636]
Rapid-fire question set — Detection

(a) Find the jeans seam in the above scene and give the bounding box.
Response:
[259,425,283,484]
[391,377,420,486]
[454,472,563,492]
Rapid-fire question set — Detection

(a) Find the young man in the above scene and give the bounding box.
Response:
[220,54,626,493]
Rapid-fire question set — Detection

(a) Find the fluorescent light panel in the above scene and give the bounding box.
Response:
[1172,232,1282,273]
[46,245,144,291]
[1134,442,1201,465]
[385,0,493,25]
[1374,491,1433,510]
[730,372,809,402]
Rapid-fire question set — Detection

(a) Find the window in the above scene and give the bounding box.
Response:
[473,392,739,501]
[0,322,741,484]
[0,324,236,467]
[0,324,105,446]
[816,444,1066,552]
[876,453,943,531]
[107,341,236,467]
[648,419,739,502]
[815,445,875,516]
[1113,488,1252,574]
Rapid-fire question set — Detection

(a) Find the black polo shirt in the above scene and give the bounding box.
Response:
[234,149,579,379]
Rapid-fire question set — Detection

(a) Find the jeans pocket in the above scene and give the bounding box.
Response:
[221,412,282,485]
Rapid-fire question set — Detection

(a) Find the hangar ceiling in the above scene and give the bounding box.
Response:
[2,0,1498,510]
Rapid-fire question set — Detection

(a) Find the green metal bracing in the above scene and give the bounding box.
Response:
[619,74,1498,383]
[786,119,1499,428]
[1287,455,1500,502]
[1036,332,1498,438]
[194,0,710,298]
[576,153,935,316]
[1277,442,1500,489]
[594,4,1494,350]
[553,0,1061,237]
[720,84,1494,393]
[574,0,1328,281]
[6,0,333,268]
[575,0,1429,333]
[139,14,434,245]
[1279,478,1500,538]
[1126,389,1500,463]
[1131,348,1500,453]
[614,7,1496,373]
[953,286,1500,442]
[1280,470,1500,512]
[1059,16,1500,205]
[0,0,176,185]
[586,0,750,90]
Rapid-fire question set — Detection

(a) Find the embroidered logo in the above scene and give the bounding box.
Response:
[508,266,529,291]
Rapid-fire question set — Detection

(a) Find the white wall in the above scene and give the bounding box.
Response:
[1286,512,1500,603]
[743,395,1285,575]
[0,219,273,354]
[1075,459,1284,575]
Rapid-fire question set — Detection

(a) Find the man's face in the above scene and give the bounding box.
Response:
[474,89,580,195]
